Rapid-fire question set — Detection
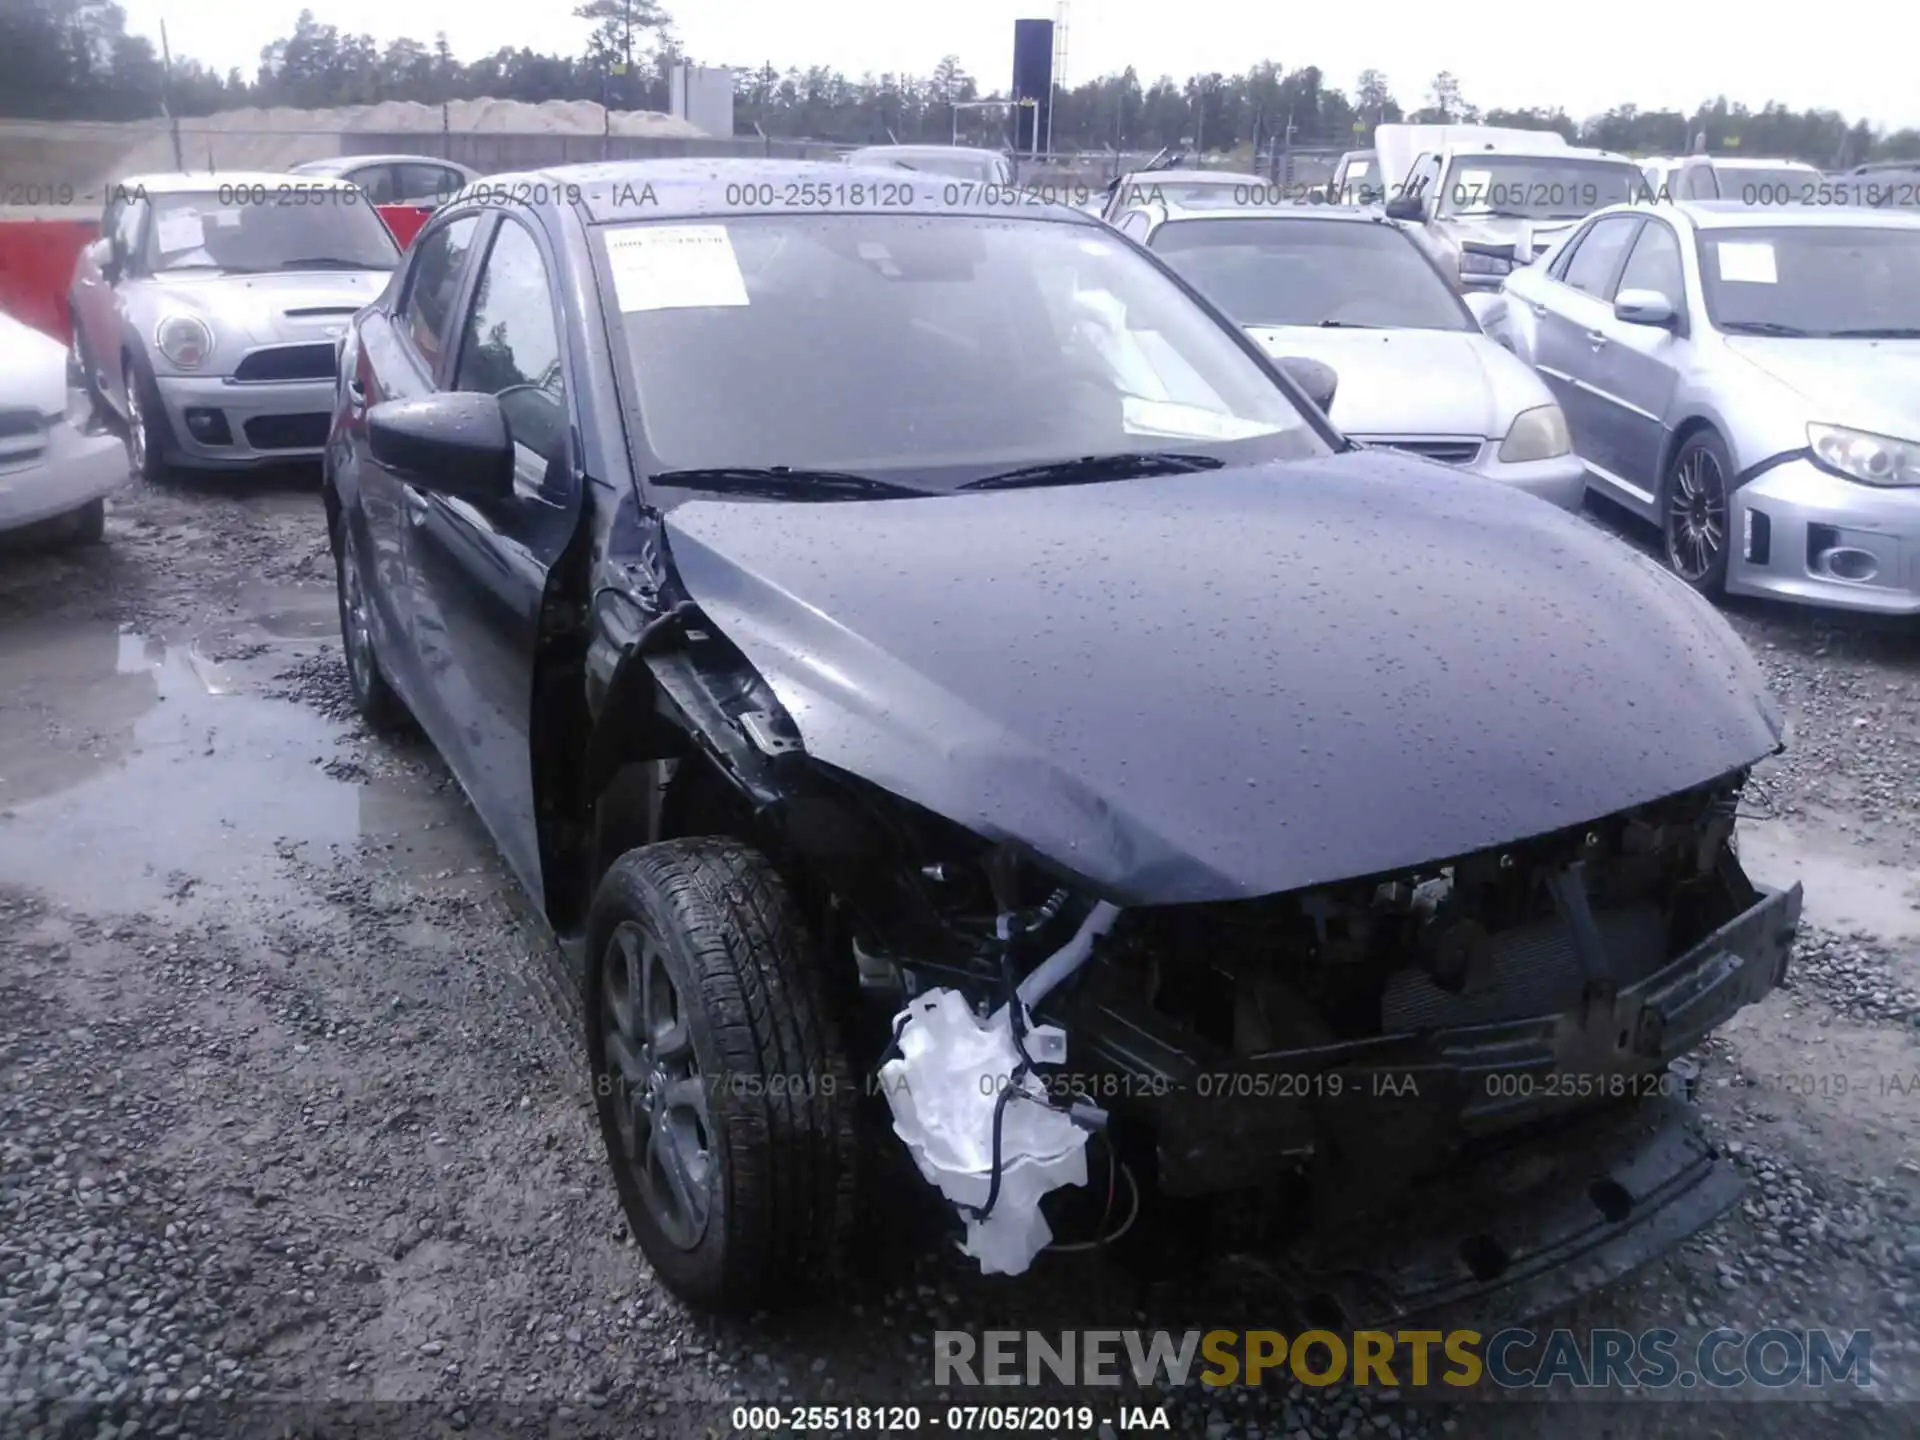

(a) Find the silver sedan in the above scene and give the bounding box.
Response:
[1491,200,1920,614]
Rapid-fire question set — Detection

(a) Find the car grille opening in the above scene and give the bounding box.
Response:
[1363,437,1483,466]
[243,413,331,450]
[0,407,47,466]
[231,344,338,383]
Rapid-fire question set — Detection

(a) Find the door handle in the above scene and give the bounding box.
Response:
[344,377,366,413]
[1586,330,1608,348]
[403,483,429,526]
[1529,301,1547,316]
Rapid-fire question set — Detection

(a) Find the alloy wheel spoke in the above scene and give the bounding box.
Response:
[649,1117,703,1231]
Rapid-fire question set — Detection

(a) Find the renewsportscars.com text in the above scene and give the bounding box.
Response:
[934,1328,1874,1392]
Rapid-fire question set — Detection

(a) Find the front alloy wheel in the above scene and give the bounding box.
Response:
[1664,434,1733,595]
[600,919,714,1250]
[333,527,407,729]
[122,362,171,486]
[585,839,860,1312]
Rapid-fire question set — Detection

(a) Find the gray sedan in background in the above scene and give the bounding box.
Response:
[1491,200,1920,614]
[289,154,478,209]
[1115,201,1586,508]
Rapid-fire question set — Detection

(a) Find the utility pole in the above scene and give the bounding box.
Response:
[1048,1,1069,160]
[623,0,634,108]
[159,17,184,170]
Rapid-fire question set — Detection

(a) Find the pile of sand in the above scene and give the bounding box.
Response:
[9,99,707,200]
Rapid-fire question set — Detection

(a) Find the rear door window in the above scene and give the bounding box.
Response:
[396,164,467,207]
[346,164,400,204]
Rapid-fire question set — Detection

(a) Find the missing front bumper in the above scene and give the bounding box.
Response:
[1124,880,1801,1198]
[1244,1091,1746,1333]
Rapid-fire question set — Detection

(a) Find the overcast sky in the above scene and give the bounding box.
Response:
[119,0,1920,131]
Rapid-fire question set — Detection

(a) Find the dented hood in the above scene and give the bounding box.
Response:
[662,453,1782,905]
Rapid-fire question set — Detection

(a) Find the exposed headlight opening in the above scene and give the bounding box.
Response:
[1807,422,1920,488]
[1498,403,1573,463]
[155,315,213,369]
[1458,250,1513,277]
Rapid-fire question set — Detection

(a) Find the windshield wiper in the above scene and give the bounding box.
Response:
[1719,320,1816,337]
[1457,208,1535,220]
[647,466,924,500]
[1318,319,1382,328]
[958,451,1224,492]
[1823,326,1920,339]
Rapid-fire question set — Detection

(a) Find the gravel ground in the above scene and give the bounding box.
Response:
[1,475,1916,1440]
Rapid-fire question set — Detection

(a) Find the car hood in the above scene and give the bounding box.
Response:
[1724,337,1920,440]
[1242,326,1552,438]
[0,310,72,417]
[127,270,386,353]
[663,453,1782,906]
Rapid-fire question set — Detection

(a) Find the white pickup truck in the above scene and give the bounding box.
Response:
[1374,123,1646,291]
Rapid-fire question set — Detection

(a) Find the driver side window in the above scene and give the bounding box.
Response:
[451,218,569,499]
[400,213,481,373]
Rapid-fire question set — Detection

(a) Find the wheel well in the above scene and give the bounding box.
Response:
[321,482,342,553]
[1657,418,1722,497]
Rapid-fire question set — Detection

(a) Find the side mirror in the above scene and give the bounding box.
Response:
[1383,192,1425,221]
[1613,288,1677,328]
[1462,292,1508,331]
[1276,355,1339,415]
[366,392,515,502]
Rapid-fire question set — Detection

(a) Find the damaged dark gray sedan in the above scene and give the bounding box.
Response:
[322,158,1802,1319]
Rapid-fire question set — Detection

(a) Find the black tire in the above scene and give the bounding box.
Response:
[1662,430,1735,597]
[332,521,409,731]
[62,498,106,547]
[585,838,860,1313]
[122,354,176,486]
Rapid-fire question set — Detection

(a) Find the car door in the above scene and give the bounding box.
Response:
[350,208,486,707]
[404,211,585,906]
[1526,214,1642,477]
[1586,214,1688,495]
[75,194,142,407]
[71,191,123,376]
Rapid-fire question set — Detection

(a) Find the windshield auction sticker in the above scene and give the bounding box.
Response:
[1715,242,1779,284]
[605,222,750,313]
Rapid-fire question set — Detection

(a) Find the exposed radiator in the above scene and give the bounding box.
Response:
[1382,903,1668,1031]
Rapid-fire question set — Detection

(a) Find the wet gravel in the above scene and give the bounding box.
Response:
[1,480,1917,1440]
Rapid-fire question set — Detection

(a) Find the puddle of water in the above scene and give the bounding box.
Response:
[1740,817,1920,943]
[0,585,469,917]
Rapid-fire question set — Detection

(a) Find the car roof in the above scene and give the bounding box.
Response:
[1704,156,1820,170]
[292,154,474,172]
[115,170,359,194]
[1615,198,1920,229]
[847,144,1003,160]
[493,158,1107,225]
[1148,204,1390,225]
[1452,142,1634,162]
[1118,168,1265,184]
